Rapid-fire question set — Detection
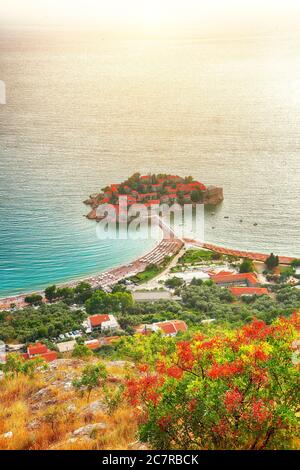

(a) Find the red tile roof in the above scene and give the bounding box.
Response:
[211,273,258,285]
[230,287,269,297]
[39,351,58,362]
[145,200,160,206]
[28,343,48,356]
[141,193,157,198]
[156,322,177,335]
[155,320,188,335]
[23,344,57,362]
[172,320,188,332]
[85,340,101,350]
[89,314,110,327]
[189,181,207,191]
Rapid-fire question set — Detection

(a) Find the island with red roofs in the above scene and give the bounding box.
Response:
[84,173,223,221]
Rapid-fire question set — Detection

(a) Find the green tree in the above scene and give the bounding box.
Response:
[165,277,184,289]
[265,253,279,271]
[191,189,203,203]
[56,287,75,305]
[74,282,93,303]
[3,353,46,377]
[45,285,57,302]
[240,259,254,273]
[85,291,108,314]
[73,363,107,400]
[72,344,93,359]
[24,294,43,306]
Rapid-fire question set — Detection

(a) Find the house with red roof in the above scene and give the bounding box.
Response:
[211,273,259,287]
[140,175,152,182]
[24,343,58,362]
[151,183,162,190]
[229,287,270,297]
[86,314,119,333]
[153,320,187,336]
[85,339,101,350]
[189,181,207,191]
[85,336,120,350]
[144,200,161,207]
[135,320,188,337]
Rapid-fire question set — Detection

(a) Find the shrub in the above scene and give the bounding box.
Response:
[125,313,300,450]
[72,344,93,359]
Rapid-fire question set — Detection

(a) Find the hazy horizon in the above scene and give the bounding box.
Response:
[1,0,300,38]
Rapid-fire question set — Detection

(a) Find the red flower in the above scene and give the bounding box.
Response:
[193,333,206,342]
[224,388,243,412]
[156,360,167,374]
[158,415,172,431]
[253,347,269,362]
[207,360,244,379]
[147,391,160,405]
[177,341,195,368]
[138,364,150,373]
[251,368,269,385]
[167,365,184,379]
[251,399,272,424]
[239,319,272,343]
[212,419,229,436]
[188,398,197,412]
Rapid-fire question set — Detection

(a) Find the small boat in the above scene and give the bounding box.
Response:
[239,219,243,223]
[224,216,229,219]
[253,223,258,226]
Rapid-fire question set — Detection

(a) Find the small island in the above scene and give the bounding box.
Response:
[84,173,223,220]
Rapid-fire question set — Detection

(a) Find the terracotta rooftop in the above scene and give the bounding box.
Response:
[230,287,269,297]
[155,320,188,335]
[211,272,258,285]
[89,314,110,327]
[28,343,48,356]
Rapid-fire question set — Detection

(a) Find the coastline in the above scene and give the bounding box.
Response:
[184,239,296,265]
[1,220,299,309]
[0,218,182,309]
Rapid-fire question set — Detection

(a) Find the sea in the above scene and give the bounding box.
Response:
[0,29,299,297]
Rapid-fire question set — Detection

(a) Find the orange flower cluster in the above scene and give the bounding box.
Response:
[207,360,244,379]
[124,313,300,450]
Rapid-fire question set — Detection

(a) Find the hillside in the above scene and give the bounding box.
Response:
[0,313,299,451]
[0,357,143,450]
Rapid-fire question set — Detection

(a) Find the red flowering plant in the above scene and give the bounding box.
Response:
[124,314,300,450]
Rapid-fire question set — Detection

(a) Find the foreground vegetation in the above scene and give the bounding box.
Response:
[0,313,299,450]
[0,357,139,450]
[123,314,300,450]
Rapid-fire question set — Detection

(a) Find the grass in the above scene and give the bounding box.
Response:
[129,255,175,284]
[178,249,214,265]
[0,358,141,450]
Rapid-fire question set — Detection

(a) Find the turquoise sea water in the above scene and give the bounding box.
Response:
[0,31,300,297]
